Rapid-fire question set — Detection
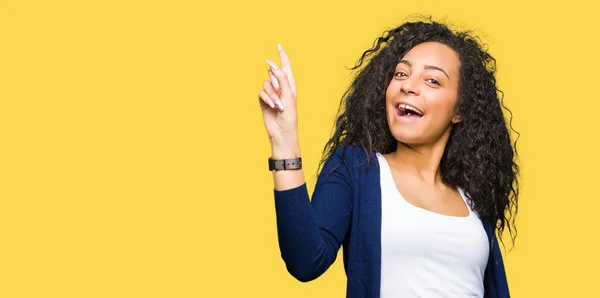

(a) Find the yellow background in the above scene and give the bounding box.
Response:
[1,0,599,297]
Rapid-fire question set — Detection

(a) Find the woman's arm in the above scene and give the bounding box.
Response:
[258,46,352,282]
[273,147,353,282]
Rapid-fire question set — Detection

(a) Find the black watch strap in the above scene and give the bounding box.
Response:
[268,157,302,171]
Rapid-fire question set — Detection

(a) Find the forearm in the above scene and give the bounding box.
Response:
[271,145,353,282]
[274,184,331,281]
[272,169,304,191]
[270,136,304,191]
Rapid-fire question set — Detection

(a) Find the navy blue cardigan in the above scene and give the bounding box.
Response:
[273,145,509,298]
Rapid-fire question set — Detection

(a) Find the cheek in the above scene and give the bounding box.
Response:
[385,83,396,116]
[386,78,400,98]
[427,92,458,118]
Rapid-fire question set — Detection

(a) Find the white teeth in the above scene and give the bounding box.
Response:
[397,103,424,116]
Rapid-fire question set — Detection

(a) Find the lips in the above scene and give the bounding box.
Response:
[395,103,424,118]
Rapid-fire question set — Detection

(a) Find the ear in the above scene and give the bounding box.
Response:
[452,113,462,124]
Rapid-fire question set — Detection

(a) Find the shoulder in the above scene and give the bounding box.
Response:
[328,145,379,170]
[318,145,379,190]
[330,144,366,161]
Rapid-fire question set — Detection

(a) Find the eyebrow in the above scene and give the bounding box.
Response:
[398,60,450,79]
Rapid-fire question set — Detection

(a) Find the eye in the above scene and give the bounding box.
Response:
[427,78,440,86]
[394,71,408,78]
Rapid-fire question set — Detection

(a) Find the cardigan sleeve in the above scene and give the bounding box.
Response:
[273,146,354,282]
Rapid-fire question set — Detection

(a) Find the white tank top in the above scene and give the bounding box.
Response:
[376,152,489,297]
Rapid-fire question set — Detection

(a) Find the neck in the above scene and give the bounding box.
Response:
[387,128,452,186]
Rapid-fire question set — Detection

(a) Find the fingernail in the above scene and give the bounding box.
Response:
[266,97,275,108]
[269,72,280,90]
[266,60,279,70]
[275,98,284,112]
[278,44,283,52]
[261,92,275,108]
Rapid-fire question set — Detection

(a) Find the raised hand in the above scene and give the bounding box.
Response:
[258,44,300,159]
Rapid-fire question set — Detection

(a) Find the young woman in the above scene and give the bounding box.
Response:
[258,19,519,298]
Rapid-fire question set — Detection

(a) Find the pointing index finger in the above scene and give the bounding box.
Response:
[278,44,297,98]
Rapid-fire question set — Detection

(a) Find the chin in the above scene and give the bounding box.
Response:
[389,126,423,146]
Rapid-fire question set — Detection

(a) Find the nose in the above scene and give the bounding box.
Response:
[400,75,419,96]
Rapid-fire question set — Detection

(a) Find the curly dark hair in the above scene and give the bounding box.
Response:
[319,17,520,246]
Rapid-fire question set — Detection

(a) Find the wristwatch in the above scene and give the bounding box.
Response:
[268,157,302,171]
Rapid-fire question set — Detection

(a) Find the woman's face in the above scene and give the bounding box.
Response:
[386,41,461,146]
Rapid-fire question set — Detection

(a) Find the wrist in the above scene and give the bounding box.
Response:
[268,156,302,171]
[270,135,300,159]
[270,143,301,159]
[271,148,301,159]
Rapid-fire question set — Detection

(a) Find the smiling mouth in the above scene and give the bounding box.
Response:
[396,103,424,118]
